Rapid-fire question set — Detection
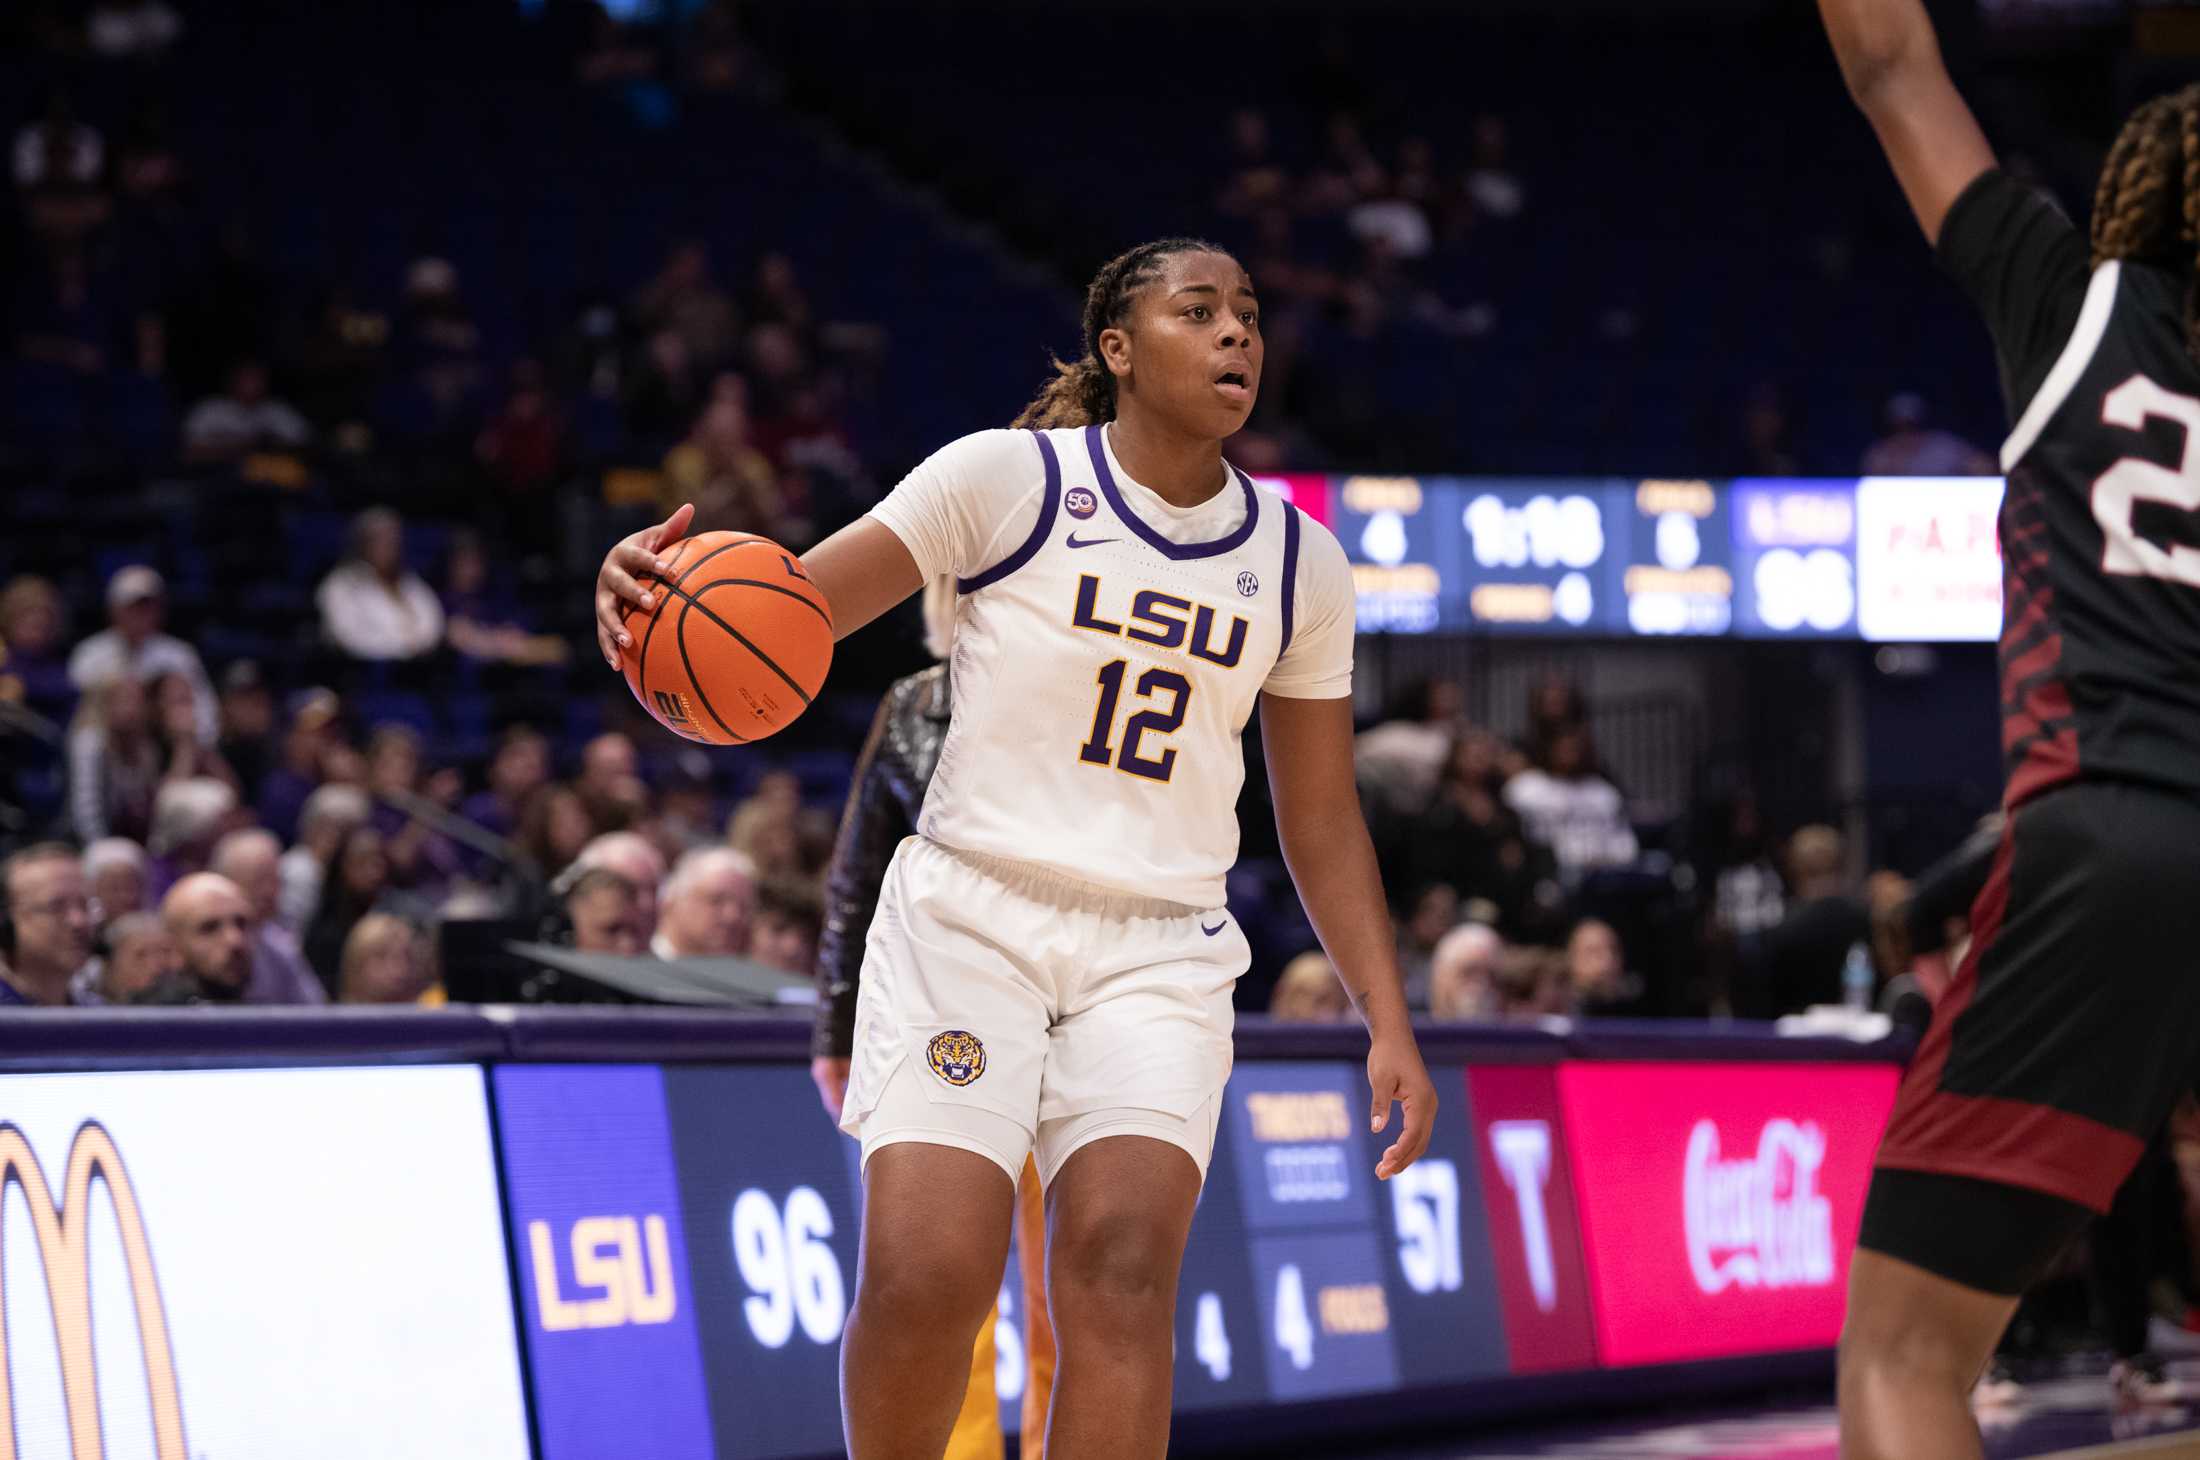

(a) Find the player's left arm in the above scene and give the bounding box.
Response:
[1260,690,1436,1180]
[1818,0,1995,244]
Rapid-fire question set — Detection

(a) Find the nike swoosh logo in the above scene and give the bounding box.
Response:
[1066,534,1119,550]
[1201,920,1227,936]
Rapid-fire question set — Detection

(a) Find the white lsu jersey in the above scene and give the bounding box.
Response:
[867,423,1355,909]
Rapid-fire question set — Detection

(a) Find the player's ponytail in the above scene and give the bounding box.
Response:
[2092,82,2200,363]
[1012,236,1228,428]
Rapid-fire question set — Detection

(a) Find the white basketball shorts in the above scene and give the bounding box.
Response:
[839,836,1244,1186]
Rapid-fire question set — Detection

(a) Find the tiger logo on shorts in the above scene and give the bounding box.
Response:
[926,1030,987,1086]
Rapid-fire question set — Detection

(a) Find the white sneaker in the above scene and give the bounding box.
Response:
[2111,1354,2184,1405]
[1974,1358,2026,1408]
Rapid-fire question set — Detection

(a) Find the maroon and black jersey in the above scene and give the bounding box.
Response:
[1940,169,2200,808]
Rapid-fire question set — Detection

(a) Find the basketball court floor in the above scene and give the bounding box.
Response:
[1323,1359,2200,1459]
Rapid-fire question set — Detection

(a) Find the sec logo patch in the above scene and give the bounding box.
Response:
[1236,571,1260,597]
[926,1030,987,1086]
[1065,487,1098,520]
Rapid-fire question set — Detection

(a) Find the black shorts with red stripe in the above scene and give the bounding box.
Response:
[1860,779,2200,1295]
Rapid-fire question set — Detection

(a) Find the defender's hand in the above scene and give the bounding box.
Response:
[594,503,695,669]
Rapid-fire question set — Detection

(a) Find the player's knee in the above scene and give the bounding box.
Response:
[1838,1307,1978,1392]
[1049,1216,1178,1326]
[854,1243,999,1337]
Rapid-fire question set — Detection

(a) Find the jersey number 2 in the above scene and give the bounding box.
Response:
[1079,660,1190,782]
[2095,375,2200,587]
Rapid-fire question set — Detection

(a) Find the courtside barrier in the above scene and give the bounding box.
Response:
[0,1010,1902,1458]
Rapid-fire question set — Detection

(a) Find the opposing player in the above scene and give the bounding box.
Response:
[595,237,1436,1459]
[1819,2,2200,1455]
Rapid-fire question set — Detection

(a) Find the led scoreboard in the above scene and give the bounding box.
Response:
[1329,474,1999,641]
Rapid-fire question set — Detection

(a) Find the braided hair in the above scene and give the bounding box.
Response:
[2092,83,2200,361]
[1012,237,1231,428]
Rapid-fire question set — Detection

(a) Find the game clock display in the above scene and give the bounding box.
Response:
[1328,474,2000,642]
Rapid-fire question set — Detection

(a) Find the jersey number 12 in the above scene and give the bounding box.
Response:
[1079,660,1191,782]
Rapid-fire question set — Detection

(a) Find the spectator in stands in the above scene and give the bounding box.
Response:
[0,843,94,1006]
[12,87,103,196]
[474,358,567,496]
[654,846,757,959]
[0,575,72,718]
[571,830,666,935]
[1496,945,1574,1020]
[1268,950,1352,1023]
[626,328,706,446]
[1355,678,1466,812]
[398,256,486,431]
[1463,114,1525,221]
[1741,823,1870,1018]
[181,359,311,459]
[304,824,392,993]
[1566,917,1645,1017]
[1523,675,1587,766]
[566,868,647,956]
[210,828,326,1005]
[1348,175,1433,261]
[67,675,161,844]
[288,284,390,435]
[575,3,658,86]
[146,776,238,891]
[317,508,445,661]
[745,253,814,342]
[461,728,553,844]
[160,872,254,1001]
[728,790,806,883]
[68,566,216,742]
[215,662,277,803]
[655,753,723,853]
[664,373,791,539]
[1503,727,1638,885]
[684,0,753,91]
[750,876,824,977]
[81,911,180,1005]
[82,836,149,931]
[87,0,183,57]
[1861,392,1994,476]
[516,784,593,879]
[441,532,570,667]
[256,689,342,842]
[1215,107,1288,217]
[364,724,464,891]
[13,246,119,376]
[279,783,371,934]
[1396,729,1558,940]
[1706,789,1787,941]
[1428,923,1503,1022]
[576,732,644,831]
[1739,380,1800,476]
[338,913,433,1004]
[152,670,234,787]
[1396,882,1459,1009]
[632,239,741,372]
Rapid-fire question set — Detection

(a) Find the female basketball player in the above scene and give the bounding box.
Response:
[1822,1,2200,1455]
[595,238,1436,1459]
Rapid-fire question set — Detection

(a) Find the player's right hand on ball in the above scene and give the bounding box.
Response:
[595,502,695,669]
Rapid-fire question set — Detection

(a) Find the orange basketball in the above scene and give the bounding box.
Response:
[620,531,834,745]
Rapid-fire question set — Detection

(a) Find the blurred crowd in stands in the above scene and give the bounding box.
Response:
[0,0,1966,1022]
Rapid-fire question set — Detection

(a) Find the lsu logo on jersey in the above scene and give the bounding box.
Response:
[926,1030,987,1086]
[1065,487,1098,519]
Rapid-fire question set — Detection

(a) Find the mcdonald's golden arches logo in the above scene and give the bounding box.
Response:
[0,1120,185,1460]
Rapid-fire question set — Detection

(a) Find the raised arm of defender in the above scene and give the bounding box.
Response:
[1817,0,1996,243]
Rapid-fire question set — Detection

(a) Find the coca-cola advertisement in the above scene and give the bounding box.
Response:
[1555,1061,1898,1367]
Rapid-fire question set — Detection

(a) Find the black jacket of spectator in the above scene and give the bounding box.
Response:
[813,665,948,1059]
[1744,893,1871,1017]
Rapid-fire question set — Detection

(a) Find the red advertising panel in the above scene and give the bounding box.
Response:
[1247,472,1331,527]
[1465,1065,1597,1373]
[1556,1061,1898,1368]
